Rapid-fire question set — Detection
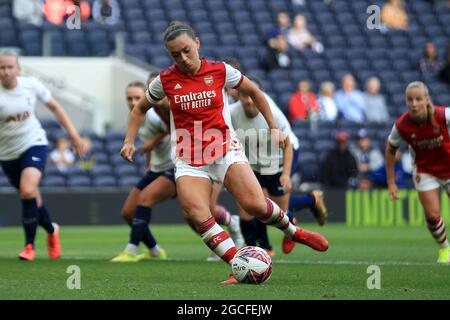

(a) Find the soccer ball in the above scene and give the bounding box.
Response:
[231,246,272,284]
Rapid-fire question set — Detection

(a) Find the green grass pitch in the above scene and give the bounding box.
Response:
[0,224,449,300]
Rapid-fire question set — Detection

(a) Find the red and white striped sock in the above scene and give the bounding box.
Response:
[195,216,237,263]
[427,217,450,248]
[260,198,297,237]
[213,205,232,226]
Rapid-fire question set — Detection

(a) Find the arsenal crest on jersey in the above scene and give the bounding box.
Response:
[204,75,214,86]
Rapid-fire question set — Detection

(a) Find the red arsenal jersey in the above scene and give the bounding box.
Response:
[388,106,450,178]
[146,58,243,166]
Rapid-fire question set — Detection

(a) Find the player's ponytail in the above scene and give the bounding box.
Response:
[406,81,439,130]
[163,21,196,43]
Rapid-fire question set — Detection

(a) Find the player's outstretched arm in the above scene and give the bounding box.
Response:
[280,137,293,193]
[121,96,151,162]
[237,77,287,148]
[46,98,86,156]
[385,142,399,200]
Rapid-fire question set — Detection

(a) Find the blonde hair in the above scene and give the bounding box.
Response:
[0,49,19,65]
[405,81,437,129]
[319,81,335,96]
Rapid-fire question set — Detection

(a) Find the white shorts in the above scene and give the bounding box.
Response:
[413,170,450,194]
[174,148,248,183]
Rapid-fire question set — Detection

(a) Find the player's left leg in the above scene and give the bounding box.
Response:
[223,162,328,252]
[418,188,449,263]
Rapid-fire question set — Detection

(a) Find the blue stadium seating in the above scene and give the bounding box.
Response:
[10,0,449,186]
[92,176,117,187]
[41,176,66,187]
[67,176,92,187]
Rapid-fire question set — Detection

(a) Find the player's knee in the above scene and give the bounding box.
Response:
[137,192,160,207]
[121,208,134,224]
[181,202,208,223]
[425,211,441,224]
[239,199,266,218]
[19,185,37,199]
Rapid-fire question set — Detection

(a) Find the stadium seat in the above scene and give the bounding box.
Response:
[115,164,138,177]
[41,176,66,187]
[66,167,90,178]
[67,176,91,187]
[88,153,107,166]
[300,163,320,182]
[0,29,18,46]
[92,176,117,187]
[90,164,114,176]
[118,176,140,187]
[0,175,10,187]
[298,151,318,165]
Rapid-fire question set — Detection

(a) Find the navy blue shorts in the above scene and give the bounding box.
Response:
[135,168,176,193]
[291,148,300,176]
[253,170,285,196]
[0,145,48,189]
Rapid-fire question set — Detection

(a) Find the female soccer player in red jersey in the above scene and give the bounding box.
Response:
[386,81,450,263]
[120,22,328,282]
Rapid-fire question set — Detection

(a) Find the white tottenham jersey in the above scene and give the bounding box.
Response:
[138,108,173,172]
[264,93,299,151]
[0,76,51,160]
[230,93,297,174]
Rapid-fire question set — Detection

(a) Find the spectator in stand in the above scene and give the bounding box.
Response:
[335,74,366,123]
[269,11,291,39]
[42,0,90,25]
[363,77,390,123]
[49,136,75,173]
[66,0,91,22]
[350,129,385,190]
[288,79,319,123]
[381,0,408,31]
[41,0,67,25]
[317,81,338,122]
[321,131,358,188]
[419,42,444,77]
[287,14,323,53]
[92,0,120,26]
[13,0,44,26]
[439,44,450,85]
[261,11,292,70]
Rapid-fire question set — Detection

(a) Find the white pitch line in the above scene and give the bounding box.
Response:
[56,256,447,267]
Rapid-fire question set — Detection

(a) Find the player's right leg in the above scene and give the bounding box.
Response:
[418,188,450,263]
[120,187,140,225]
[207,182,244,261]
[17,167,43,261]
